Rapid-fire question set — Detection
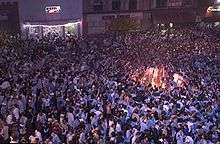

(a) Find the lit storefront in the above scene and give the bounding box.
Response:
[23,21,81,38]
[205,3,220,22]
[19,0,82,38]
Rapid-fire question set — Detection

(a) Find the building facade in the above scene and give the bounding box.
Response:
[0,0,211,35]
[150,0,199,25]
[0,0,20,34]
[83,0,151,34]
[20,0,83,38]
[83,0,207,34]
[0,0,83,37]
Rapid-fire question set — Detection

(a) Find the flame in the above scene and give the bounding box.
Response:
[131,66,167,88]
[130,66,186,89]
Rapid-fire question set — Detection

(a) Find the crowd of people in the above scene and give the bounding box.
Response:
[0,26,219,144]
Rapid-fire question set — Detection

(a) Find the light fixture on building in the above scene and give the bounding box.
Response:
[207,6,220,12]
[169,23,173,28]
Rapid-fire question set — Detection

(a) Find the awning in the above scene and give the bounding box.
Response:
[23,18,81,26]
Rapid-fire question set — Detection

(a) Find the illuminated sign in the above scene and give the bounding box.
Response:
[45,6,61,14]
[207,6,220,12]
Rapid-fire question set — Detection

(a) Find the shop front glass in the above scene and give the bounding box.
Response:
[24,22,81,38]
[28,26,42,38]
[43,26,63,36]
[64,22,79,36]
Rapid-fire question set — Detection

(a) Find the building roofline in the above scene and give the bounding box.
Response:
[83,9,144,15]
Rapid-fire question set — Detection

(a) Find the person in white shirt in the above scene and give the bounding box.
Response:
[197,138,207,144]
[36,112,47,124]
[10,136,19,144]
[185,136,194,144]
[91,115,98,127]
[66,131,74,144]
[187,121,194,132]
[12,105,20,121]
[108,123,115,138]
[51,132,61,144]
[35,129,42,142]
[67,111,74,127]
[116,122,121,132]
[20,113,28,126]
[6,113,13,125]
[0,122,9,141]
[29,135,36,143]
[42,96,50,108]
[131,128,138,144]
[79,131,86,144]
[125,129,132,143]
[18,95,27,114]
[176,130,184,144]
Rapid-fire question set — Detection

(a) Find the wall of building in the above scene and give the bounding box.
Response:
[20,0,82,23]
[83,0,202,34]
[16,0,83,37]
[83,0,149,34]
[0,0,20,34]
[0,0,83,35]
[85,12,143,34]
[0,0,208,35]
[150,0,198,25]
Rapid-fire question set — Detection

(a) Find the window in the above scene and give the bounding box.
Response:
[112,0,121,10]
[0,13,8,21]
[13,2,17,5]
[168,0,182,7]
[129,0,137,10]
[156,0,167,8]
[182,0,192,6]
[94,0,103,12]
